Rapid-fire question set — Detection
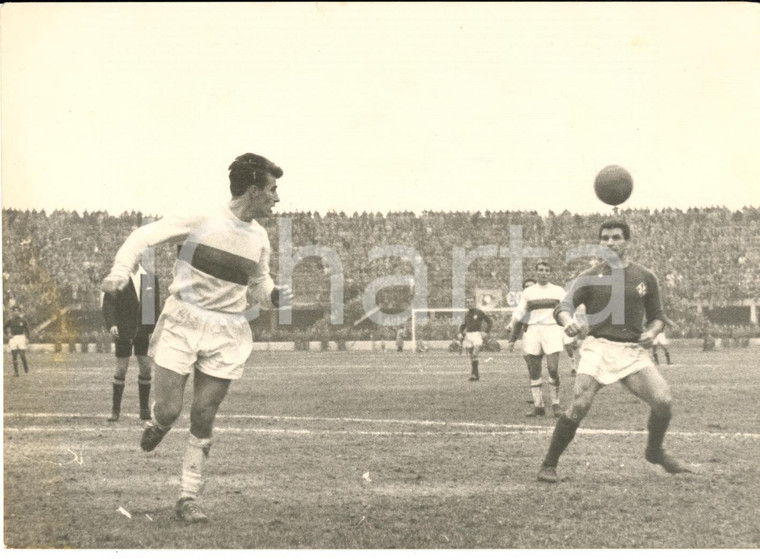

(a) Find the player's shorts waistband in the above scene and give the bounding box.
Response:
[167,293,249,323]
[587,335,642,348]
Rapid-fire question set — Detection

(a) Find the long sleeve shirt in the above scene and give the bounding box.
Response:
[107,205,275,314]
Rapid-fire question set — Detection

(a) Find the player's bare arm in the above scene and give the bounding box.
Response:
[271,285,293,307]
[638,318,664,349]
[555,309,580,337]
[101,275,130,294]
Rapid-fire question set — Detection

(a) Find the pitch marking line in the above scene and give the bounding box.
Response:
[4,412,759,439]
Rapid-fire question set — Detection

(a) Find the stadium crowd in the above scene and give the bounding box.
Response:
[3,206,759,344]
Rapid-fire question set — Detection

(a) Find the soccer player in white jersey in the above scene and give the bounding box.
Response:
[101,153,292,523]
[507,262,566,417]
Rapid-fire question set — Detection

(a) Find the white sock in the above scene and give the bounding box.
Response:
[179,434,212,500]
[530,381,544,408]
[549,382,560,405]
[150,402,173,431]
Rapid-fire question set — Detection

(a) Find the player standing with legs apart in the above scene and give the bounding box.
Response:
[651,331,672,365]
[537,220,689,482]
[102,259,161,422]
[5,306,31,376]
[460,296,493,381]
[101,153,292,523]
[507,263,565,417]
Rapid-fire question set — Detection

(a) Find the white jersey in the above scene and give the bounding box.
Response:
[108,205,275,314]
[512,282,565,326]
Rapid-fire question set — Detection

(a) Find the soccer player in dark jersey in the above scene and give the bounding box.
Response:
[537,220,690,482]
[459,296,493,381]
[4,306,30,376]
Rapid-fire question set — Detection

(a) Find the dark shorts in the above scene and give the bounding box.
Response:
[114,327,151,358]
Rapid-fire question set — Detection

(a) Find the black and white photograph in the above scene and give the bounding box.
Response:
[2,2,759,552]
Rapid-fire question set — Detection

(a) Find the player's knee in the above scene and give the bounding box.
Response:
[568,401,590,422]
[189,407,216,438]
[651,395,672,417]
[137,363,152,379]
[154,400,182,426]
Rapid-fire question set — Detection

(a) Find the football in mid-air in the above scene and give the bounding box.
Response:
[594,165,633,206]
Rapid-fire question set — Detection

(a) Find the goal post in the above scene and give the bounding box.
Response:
[410,307,515,351]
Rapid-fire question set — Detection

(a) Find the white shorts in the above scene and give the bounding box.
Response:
[577,336,655,385]
[149,295,253,380]
[653,333,669,347]
[523,324,564,356]
[8,335,27,351]
[462,331,483,349]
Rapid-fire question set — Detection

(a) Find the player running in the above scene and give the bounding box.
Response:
[101,152,292,523]
[459,296,493,381]
[537,220,690,482]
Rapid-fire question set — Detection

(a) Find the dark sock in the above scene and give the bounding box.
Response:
[138,381,151,413]
[647,409,671,450]
[473,360,479,375]
[112,383,125,415]
[21,355,28,373]
[542,414,579,467]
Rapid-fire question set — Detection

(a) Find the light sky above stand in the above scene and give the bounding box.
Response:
[2,3,759,218]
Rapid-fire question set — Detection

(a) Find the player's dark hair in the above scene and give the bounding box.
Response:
[523,278,536,288]
[228,153,283,197]
[599,219,631,240]
[535,261,552,271]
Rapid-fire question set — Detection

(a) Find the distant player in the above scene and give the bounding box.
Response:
[563,333,580,376]
[507,262,565,417]
[4,306,30,376]
[396,326,406,352]
[562,303,587,377]
[459,296,493,381]
[538,220,689,483]
[651,331,672,365]
[507,278,536,403]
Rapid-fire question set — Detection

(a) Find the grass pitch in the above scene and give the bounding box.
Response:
[3,344,760,548]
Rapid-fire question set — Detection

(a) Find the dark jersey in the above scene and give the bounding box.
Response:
[4,317,30,337]
[460,308,493,334]
[555,262,665,343]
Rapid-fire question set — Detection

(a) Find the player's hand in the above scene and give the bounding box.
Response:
[271,285,293,308]
[110,326,119,339]
[563,322,581,338]
[101,274,129,294]
[638,329,657,349]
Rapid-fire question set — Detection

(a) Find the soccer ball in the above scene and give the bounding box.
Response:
[594,165,633,206]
